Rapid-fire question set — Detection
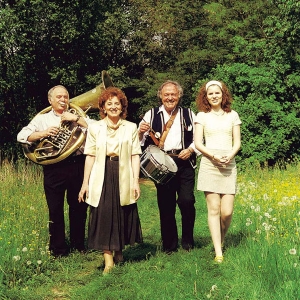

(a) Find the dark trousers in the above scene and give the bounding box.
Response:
[43,155,88,256]
[155,157,196,252]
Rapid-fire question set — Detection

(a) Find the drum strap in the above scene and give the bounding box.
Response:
[158,108,178,149]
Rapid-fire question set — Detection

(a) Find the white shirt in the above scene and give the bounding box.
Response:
[139,105,199,153]
[17,109,93,144]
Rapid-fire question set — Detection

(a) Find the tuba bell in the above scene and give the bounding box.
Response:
[22,70,113,165]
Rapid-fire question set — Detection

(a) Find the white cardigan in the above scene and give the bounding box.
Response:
[84,119,142,207]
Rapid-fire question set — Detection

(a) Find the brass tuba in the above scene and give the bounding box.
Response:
[22,70,113,165]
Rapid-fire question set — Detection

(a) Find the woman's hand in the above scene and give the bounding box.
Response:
[212,154,232,167]
[78,183,89,203]
[133,179,140,201]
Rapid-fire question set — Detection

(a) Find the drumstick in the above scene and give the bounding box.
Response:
[139,115,160,146]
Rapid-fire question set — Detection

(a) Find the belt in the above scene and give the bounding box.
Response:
[166,149,182,155]
[106,156,119,161]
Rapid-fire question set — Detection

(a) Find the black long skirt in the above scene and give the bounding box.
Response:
[88,157,143,251]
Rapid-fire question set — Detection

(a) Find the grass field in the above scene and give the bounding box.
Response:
[0,160,299,299]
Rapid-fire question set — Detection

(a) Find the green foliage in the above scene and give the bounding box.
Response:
[194,63,300,165]
[1,0,300,166]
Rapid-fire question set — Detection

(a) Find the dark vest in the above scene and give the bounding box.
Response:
[143,107,196,165]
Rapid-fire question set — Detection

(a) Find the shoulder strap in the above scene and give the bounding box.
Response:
[158,108,178,149]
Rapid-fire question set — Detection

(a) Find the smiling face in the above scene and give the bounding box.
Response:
[104,96,122,122]
[160,83,180,114]
[48,86,69,115]
[206,85,223,110]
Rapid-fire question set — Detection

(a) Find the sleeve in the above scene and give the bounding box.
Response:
[131,124,142,155]
[187,110,201,156]
[84,123,97,156]
[16,115,42,144]
[138,109,152,146]
[195,112,205,125]
[232,110,242,126]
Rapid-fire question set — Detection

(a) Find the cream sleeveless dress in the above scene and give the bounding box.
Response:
[195,110,241,194]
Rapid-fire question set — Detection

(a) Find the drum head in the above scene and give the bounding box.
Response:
[148,145,178,173]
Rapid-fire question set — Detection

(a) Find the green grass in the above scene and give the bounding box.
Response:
[0,160,299,299]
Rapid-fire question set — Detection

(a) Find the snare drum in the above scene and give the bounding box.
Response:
[140,145,178,185]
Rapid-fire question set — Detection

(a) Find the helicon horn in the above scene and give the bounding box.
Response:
[22,70,113,165]
[70,70,114,112]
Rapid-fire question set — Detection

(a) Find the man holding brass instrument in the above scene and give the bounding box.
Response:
[138,80,199,254]
[17,85,91,257]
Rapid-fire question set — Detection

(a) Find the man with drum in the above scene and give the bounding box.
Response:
[139,81,198,253]
[17,85,91,257]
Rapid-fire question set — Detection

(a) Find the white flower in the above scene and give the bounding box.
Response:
[263,194,269,200]
[13,255,20,261]
[37,260,42,265]
[289,249,297,255]
[27,260,32,265]
[22,247,28,252]
[211,285,217,291]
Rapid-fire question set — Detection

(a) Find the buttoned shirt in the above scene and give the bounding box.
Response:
[139,105,198,153]
[17,109,93,144]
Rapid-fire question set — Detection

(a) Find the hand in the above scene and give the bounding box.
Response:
[44,126,59,138]
[139,122,150,134]
[78,184,89,203]
[61,111,77,122]
[133,180,140,201]
[213,154,231,167]
[178,149,192,160]
[220,155,231,165]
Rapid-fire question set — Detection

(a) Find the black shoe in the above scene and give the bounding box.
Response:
[182,243,194,252]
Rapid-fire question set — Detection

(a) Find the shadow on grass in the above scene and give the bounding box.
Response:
[193,231,246,251]
[123,242,158,262]
[225,231,246,248]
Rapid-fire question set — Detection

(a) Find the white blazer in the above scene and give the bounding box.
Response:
[84,119,142,207]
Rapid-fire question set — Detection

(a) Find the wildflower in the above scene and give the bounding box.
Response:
[22,247,28,252]
[37,260,42,265]
[211,285,217,291]
[263,194,269,200]
[289,249,297,255]
[13,255,20,261]
[40,251,46,255]
[264,213,271,218]
[27,261,32,265]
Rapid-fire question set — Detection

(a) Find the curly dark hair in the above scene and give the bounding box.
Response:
[195,81,233,113]
[98,87,128,119]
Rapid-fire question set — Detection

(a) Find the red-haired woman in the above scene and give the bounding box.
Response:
[78,87,142,274]
[194,80,241,263]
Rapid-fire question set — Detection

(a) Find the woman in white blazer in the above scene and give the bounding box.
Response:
[79,87,142,274]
